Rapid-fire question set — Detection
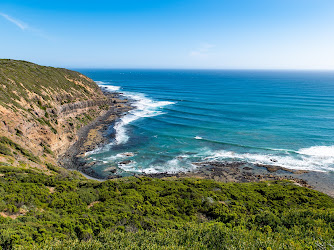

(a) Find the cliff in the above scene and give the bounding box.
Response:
[0,59,121,173]
[0,60,333,250]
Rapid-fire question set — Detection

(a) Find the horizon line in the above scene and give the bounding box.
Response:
[1,58,334,71]
[70,67,334,72]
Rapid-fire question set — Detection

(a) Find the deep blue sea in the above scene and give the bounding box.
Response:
[78,69,334,176]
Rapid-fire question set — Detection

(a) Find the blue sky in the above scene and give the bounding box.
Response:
[1,0,334,69]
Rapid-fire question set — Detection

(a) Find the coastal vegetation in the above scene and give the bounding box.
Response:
[1,60,333,249]
[0,164,333,249]
[0,59,101,108]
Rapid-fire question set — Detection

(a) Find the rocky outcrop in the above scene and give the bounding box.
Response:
[140,161,312,189]
[55,98,127,115]
[0,59,128,173]
[56,99,107,115]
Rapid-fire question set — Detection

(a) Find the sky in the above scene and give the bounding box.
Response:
[0,0,334,69]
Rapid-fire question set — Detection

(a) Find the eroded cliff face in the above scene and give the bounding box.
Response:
[0,59,121,172]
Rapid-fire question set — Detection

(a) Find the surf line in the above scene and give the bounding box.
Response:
[89,82,175,155]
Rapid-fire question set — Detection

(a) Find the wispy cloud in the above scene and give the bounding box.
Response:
[0,12,53,40]
[0,12,28,30]
[190,43,216,58]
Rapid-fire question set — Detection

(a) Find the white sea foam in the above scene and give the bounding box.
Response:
[297,146,334,157]
[141,167,160,174]
[91,82,175,154]
[115,154,197,174]
[117,161,137,171]
[203,145,334,172]
[112,91,174,145]
[195,136,203,140]
[140,156,197,174]
[105,153,129,161]
[96,81,121,91]
[137,146,334,174]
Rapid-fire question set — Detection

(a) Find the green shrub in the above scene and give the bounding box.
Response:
[0,168,332,249]
[0,136,40,163]
[0,143,12,156]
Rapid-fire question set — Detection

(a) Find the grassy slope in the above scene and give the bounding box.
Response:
[0,59,102,108]
[0,59,106,170]
[0,165,333,249]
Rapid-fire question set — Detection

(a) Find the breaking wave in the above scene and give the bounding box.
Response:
[89,82,174,154]
[202,145,334,172]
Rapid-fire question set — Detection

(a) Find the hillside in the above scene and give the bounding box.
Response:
[0,59,118,173]
[0,60,333,249]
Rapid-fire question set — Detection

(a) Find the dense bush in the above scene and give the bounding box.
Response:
[26,223,334,250]
[0,166,333,249]
[0,144,12,156]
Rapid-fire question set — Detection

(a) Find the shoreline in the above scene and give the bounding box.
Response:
[58,89,133,179]
[58,87,334,198]
[141,161,334,198]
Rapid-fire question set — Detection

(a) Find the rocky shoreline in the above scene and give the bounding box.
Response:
[58,88,334,198]
[138,161,334,197]
[140,161,311,187]
[58,89,133,178]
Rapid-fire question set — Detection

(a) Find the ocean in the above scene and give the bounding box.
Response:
[77,69,334,177]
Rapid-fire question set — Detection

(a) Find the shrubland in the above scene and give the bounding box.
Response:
[0,163,333,249]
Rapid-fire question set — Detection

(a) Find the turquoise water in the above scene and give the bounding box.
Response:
[78,70,334,176]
